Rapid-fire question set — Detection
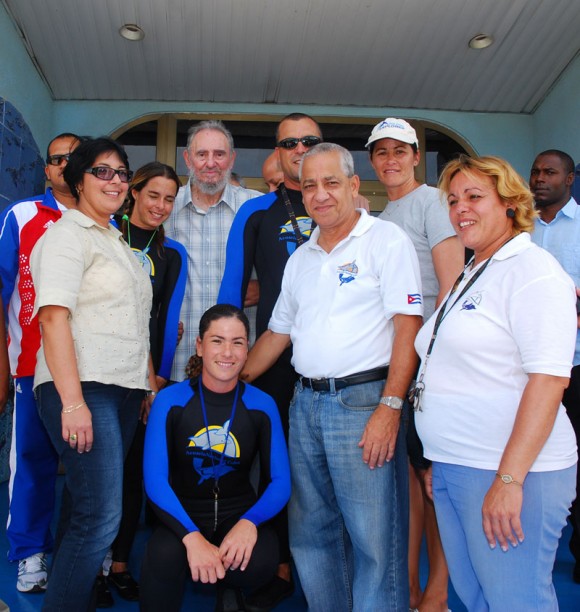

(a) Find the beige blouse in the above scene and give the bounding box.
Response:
[31,209,152,390]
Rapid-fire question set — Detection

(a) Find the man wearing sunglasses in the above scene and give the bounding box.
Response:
[217,113,322,610]
[165,120,261,383]
[0,132,82,594]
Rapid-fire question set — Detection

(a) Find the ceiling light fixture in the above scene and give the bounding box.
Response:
[468,34,494,50]
[119,24,145,41]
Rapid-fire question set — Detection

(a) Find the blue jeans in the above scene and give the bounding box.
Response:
[432,462,577,612]
[36,381,142,612]
[288,379,409,612]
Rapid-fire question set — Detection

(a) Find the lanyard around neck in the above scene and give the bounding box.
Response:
[279,184,313,246]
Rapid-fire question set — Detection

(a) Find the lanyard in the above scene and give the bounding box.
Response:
[411,237,514,411]
[279,184,313,246]
[198,378,239,532]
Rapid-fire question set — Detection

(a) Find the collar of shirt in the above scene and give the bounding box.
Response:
[173,180,240,215]
[307,208,373,251]
[536,196,579,226]
[65,208,123,239]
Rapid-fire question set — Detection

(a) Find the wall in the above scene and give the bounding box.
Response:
[534,52,580,165]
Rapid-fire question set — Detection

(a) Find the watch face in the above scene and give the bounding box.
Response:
[500,474,512,484]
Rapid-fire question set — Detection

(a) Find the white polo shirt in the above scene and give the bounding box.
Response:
[269,210,423,378]
[415,232,577,472]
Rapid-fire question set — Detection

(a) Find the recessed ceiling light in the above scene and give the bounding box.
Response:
[119,24,145,41]
[468,34,494,50]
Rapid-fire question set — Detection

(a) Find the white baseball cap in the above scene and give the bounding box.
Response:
[365,118,419,149]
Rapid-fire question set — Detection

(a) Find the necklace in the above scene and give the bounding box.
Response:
[125,217,158,267]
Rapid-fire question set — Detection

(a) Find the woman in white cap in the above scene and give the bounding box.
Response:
[367,117,464,612]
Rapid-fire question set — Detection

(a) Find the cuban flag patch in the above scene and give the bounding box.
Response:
[407,293,422,305]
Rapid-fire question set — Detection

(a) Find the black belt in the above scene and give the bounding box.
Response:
[300,366,389,392]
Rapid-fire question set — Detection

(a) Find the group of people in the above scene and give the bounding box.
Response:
[0,113,578,612]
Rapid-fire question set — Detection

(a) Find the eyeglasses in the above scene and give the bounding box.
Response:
[277,136,322,150]
[85,167,133,183]
[47,154,71,166]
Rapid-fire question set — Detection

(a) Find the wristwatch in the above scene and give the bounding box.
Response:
[496,473,523,486]
[379,396,404,410]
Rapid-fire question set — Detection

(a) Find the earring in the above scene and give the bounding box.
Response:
[506,208,515,219]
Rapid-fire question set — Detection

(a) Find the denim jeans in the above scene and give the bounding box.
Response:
[432,462,576,612]
[288,379,409,612]
[36,381,142,612]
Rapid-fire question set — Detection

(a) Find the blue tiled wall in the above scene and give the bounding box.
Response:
[0,97,45,214]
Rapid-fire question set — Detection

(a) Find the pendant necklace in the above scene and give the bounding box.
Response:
[126,219,157,267]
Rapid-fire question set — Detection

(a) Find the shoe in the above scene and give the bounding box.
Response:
[108,570,140,601]
[244,575,294,612]
[96,575,114,608]
[17,552,48,593]
[215,584,245,612]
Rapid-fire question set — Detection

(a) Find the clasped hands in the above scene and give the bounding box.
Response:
[182,519,258,583]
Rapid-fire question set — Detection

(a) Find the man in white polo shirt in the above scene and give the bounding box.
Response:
[242,143,423,611]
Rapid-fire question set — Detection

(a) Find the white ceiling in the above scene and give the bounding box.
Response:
[4,0,580,113]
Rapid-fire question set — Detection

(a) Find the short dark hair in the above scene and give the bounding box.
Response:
[534,149,576,176]
[45,132,83,162]
[276,113,322,143]
[184,304,250,379]
[64,137,130,200]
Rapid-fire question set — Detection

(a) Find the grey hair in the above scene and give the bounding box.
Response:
[186,120,234,153]
[299,142,355,179]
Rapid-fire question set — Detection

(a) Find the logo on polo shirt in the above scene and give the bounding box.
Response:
[460,291,482,311]
[337,260,358,285]
[186,420,241,485]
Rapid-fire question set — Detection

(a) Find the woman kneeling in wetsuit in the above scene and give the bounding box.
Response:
[140,304,291,612]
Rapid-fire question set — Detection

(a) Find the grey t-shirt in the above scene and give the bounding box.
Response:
[378,184,456,318]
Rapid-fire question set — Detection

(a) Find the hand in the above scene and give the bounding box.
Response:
[219,519,258,572]
[358,404,401,468]
[155,375,168,391]
[422,466,434,501]
[62,404,93,453]
[481,479,524,552]
[140,393,155,425]
[177,321,184,346]
[182,531,225,583]
[244,280,260,307]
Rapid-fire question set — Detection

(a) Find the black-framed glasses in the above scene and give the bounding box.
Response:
[47,154,71,166]
[85,167,133,183]
[277,136,322,150]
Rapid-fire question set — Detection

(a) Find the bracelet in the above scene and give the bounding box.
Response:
[496,472,523,486]
[147,391,157,398]
[62,401,86,414]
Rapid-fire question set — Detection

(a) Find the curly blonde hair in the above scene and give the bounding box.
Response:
[438,154,537,235]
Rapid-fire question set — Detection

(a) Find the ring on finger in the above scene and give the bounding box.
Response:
[70,433,78,442]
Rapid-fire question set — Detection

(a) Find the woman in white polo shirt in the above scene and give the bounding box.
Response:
[31,137,152,611]
[414,155,577,611]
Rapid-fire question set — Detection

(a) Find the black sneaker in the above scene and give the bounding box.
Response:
[108,571,140,601]
[244,576,294,612]
[96,576,114,608]
[215,584,245,612]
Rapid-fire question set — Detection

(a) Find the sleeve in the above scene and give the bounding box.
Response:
[143,383,201,539]
[156,238,188,379]
[377,223,424,319]
[509,260,576,377]
[239,385,291,526]
[424,189,457,250]
[0,206,19,310]
[218,193,276,307]
[30,223,86,316]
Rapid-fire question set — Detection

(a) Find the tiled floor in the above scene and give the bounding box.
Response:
[0,477,578,611]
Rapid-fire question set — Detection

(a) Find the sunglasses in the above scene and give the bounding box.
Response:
[47,154,71,166]
[85,166,133,183]
[277,136,322,150]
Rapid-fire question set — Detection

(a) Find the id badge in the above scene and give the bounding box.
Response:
[408,380,425,412]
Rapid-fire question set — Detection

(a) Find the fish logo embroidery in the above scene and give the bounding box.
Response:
[337,260,358,285]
